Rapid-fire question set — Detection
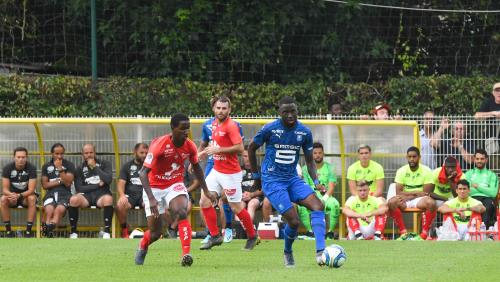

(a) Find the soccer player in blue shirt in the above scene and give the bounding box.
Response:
[248,96,326,268]
[198,99,244,243]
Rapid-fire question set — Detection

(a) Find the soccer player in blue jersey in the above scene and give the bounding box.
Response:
[248,96,327,268]
[198,97,244,243]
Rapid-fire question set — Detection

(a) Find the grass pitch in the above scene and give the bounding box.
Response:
[0,238,498,281]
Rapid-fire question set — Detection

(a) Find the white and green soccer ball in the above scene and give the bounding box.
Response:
[322,244,347,268]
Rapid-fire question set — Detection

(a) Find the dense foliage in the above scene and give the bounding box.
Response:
[1,74,497,117]
[1,1,499,82]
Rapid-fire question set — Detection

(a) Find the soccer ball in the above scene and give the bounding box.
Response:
[322,244,347,268]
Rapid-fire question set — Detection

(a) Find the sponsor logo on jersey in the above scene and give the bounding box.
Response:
[274,144,301,150]
[85,175,101,185]
[297,135,303,141]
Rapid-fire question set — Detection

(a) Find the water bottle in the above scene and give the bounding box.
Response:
[479,222,486,241]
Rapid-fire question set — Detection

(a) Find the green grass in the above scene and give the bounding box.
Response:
[0,238,499,281]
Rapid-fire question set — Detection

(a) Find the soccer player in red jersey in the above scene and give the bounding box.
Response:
[198,96,260,250]
[134,113,216,266]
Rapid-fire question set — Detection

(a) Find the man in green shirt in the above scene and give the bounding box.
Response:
[387,146,436,240]
[347,144,385,198]
[438,179,485,240]
[299,142,340,239]
[464,149,499,231]
[431,156,466,204]
[342,180,388,240]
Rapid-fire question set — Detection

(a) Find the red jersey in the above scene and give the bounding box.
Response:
[143,134,198,189]
[212,117,242,174]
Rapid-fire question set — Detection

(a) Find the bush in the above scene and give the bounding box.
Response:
[0,74,497,117]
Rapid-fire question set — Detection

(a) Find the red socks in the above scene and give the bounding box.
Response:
[140,230,151,250]
[202,206,219,237]
[390,208,407,233]
[375,215,386,232]
[236,209,256,239]
[178,219,192,255]
[422,210,436,233]
[347,218,360,233]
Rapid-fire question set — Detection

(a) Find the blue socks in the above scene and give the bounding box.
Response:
[284,224,298,253]
[223,203,233,228]
[311,210,326,252]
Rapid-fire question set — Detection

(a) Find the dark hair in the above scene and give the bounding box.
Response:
[171,113,190,129]
[444,156,458,167]
[50,143,65,153]
[407,146,420,156]
[457,179,470,188]
[357,144,371,153]
[214,96,231,108]
[134,142,149,151]
[474,148,488,158]
[278,96,296,106]
[13,147,28,156]
[313,142,324,150]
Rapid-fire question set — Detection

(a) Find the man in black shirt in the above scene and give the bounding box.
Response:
[41,143,75,237]
[68,144,113,239]
[116,142,148,238]
[475,82,500,155]
[0,147,37,237]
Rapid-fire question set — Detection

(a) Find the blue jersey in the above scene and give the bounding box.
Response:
[201,117,244,174]
[252,119,313,182]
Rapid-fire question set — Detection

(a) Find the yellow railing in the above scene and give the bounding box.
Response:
[0,118,419,238]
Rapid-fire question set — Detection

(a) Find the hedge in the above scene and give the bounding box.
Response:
[0,74,498,117]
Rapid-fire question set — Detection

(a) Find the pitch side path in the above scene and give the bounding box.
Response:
[0,239,498,281]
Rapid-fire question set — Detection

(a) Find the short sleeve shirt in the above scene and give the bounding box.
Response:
[119,159,143,195]
[212,117,243,174]
[432,167,466,199]
[41,159,75,192]
[394,164,433,192]
[143,134,198,189]
[302,162,337,190]
[444,197,483,224]
[2,162,37,193]
[344,195,380,226]
[346,160,384,193]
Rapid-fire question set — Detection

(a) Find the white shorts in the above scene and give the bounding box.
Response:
[205,169,243,203]
[142,183,188,217]
[405,196,425,208]
[347,219,376,240]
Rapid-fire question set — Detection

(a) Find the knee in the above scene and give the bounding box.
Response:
[313,201,325,211]
[27,195,37,205]
[287,217,300,229]
[174,208,188,221]
[102,195,113,206]
[150,230,162,241]
[0,196,8,206]
[69,196,79,207]
[425,198,436,210]
[199,193,214,208]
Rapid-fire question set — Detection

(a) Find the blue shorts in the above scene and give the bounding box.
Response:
[204,161,214,177]
[262,176,314,214]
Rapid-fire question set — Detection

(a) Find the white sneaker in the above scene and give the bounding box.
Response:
[70,233,78,239]
[201,234,211,244]
[103,232,111,239]
[223,228,233,243]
